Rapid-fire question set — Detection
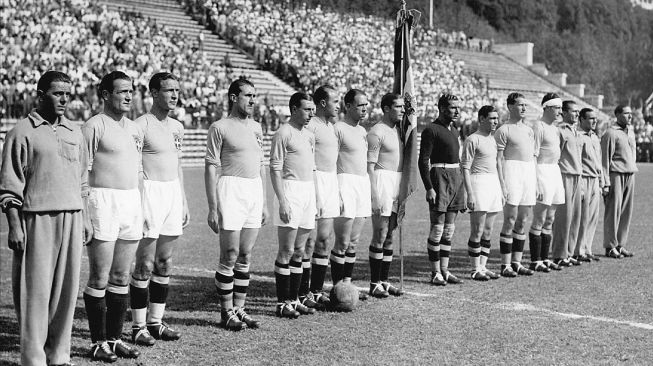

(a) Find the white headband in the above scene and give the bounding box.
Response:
[542,98,562,108]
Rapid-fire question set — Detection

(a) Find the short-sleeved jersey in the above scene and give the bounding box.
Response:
[461,132,497,174]
[494,122,534,162]
[532,120,560,164]
[578,129,602,179]
[558,123,583,175]
[82,113,142,190]
[334,121,368,176]
[367,122,402,172]
[269,123,315,181]
[205,117,263,178]
[135,113,184,182]
[306,117,338,173]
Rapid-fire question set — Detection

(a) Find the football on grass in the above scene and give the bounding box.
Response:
[330,281,359,312]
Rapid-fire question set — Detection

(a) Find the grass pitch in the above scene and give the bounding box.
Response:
[1,166,653,365]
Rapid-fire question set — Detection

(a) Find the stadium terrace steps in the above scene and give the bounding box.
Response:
[440,47,610,122]
[97,0,296,106]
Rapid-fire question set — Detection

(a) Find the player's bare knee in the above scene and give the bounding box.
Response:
[236,252,252,266]
[87,274,109,290]
[134,260,154,280]
[154,257,172,276]
[108,270,130,286]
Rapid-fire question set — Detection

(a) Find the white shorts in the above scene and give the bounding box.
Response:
[536,164,565,206]
[503,160,536,206]
[469,173,503,213]
[315,170,340,219]
[274,180,316,229]
[218,176,264,230]
[142,179,183,238]
[88,187,143,241]
[372,169,401,217]
[338,173,372,219]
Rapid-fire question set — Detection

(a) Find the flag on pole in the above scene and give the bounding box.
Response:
[393,2,420,224]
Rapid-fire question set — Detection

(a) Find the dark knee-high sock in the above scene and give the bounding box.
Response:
[541,229,552,261]
[511,231,525,266]
[274,261,290,302]
[479,239,491,268]
[330,251,345,284]
[288,260,303,301]
[380,248,393,282]
[299,258,311,296]
[369,245,383,284]
[233,263,250,309]
[529,230,542,263]
[427,239,441,272]
[214,264,234,311]
[84,287,107,343]
[130,277,149,328]
[105,283,129,340]
[148,273,170,325]
[343,251,356,281]
[499,233,512,267]
[310,253,328,293]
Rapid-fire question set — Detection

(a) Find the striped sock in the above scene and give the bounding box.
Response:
[468,240,481,271]
[511,231,526,266]
[130,277,149,328]
[343,251,356,282]
[440,223,455,274]
[480,239,491,268]
[147,273,169,325]
[369,245,383,284]
[499,233,513,266]
[529,229,542,264]
[83,286,107,343]
[428,224,444,273]
[380,248,393,282]
[214,264,234,311]
[310,253,329,293]
[288,260,303,301]
[274,261,290,302]
[541,229,552,261]
[299,258,311,296]
[329,251,345,284]
[106,282,129,340]
[233,263,250,309]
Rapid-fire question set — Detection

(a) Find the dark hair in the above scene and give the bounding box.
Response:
[37,70,72,93]
[478,105,497,119]
[506,92,525,106]
[149,72,179,92]
[381,93,402,112]
[227,78,255,110]
[313,84,336,106]
[437,93,459,111]
[541,92,560,106]
[562,100,576,111]
[98,71,132,95]
[343,89,365,106]
[289,92,312,111]
[614,104,629,116]
[579,108,593,120]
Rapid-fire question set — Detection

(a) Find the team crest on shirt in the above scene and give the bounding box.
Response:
[173,133,183,152]
[132,135,143,153]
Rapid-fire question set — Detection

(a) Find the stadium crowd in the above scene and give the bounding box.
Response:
[0,0,271,128]
[183,0,496,126]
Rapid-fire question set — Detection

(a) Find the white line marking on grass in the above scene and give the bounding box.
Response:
[171,264,653,331]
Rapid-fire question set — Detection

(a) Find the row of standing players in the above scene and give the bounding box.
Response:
[0,70,637,365]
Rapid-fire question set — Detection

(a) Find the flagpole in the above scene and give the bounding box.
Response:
[398,0,406,292]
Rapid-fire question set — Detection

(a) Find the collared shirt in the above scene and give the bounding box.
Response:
[0,110,88,212]
[601,124,638,185]
[578,129,602,183]
[558,123,582,175]
[269,123,315,181]
[418,118,459,190]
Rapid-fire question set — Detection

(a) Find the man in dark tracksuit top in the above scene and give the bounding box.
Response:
[418,94,466,286]
[0,71,92,366]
